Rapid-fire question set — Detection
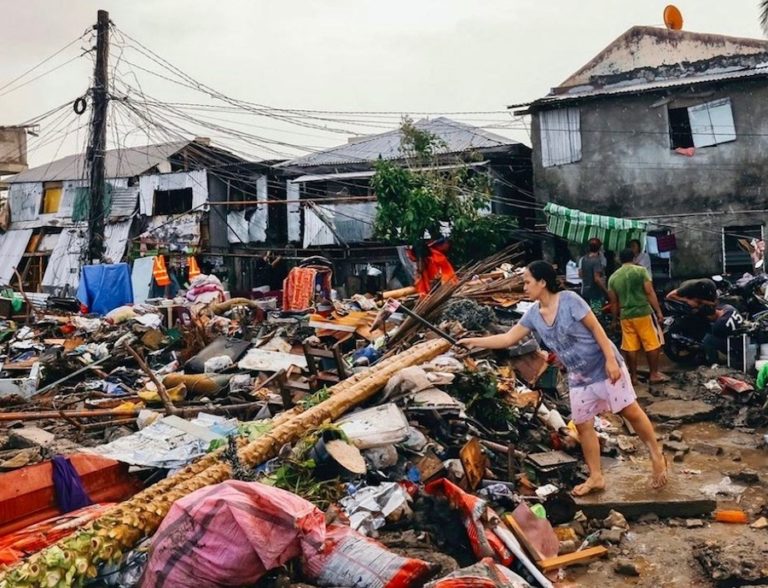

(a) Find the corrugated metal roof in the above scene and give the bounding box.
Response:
[7,141,192,183]
[109,186,139,219]
[292,160,489,183]
[510,66,768,109]
[282,118,519,168]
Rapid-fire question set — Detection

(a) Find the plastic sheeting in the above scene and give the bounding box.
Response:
[8,183,42,222]
[286,180,300,242]
[131,256,155,304]
[139,170,208,215]
[0,229,32,286]
[76,263,133,315]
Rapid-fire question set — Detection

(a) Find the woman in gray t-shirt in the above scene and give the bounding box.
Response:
[460,261,667,496]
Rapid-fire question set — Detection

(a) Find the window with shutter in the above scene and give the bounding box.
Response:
[668,98,736,150]
[688,98,736,148]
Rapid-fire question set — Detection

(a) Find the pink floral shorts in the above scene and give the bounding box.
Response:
[569,364,636,424]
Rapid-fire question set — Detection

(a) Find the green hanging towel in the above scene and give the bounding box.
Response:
[757,362,768,391]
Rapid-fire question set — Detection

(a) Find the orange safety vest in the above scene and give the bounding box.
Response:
[188,256,201,280]
[152,255,171,287]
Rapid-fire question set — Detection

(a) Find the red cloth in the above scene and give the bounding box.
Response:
[408,244,457,296]
[656,234,677,252]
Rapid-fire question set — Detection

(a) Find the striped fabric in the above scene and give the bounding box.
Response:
[544,202,648,251]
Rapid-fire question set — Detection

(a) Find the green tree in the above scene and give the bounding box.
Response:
[371,118,516,264]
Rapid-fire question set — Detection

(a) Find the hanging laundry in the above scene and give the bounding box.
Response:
[152,255,171,287]
[656,234,677,252]
[646,235,659,255]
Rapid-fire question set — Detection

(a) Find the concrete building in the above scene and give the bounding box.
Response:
[515,26,768,278]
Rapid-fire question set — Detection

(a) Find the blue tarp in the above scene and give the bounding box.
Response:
[77,263,133,315]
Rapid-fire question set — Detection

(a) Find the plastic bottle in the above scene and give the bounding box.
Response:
[714,510,748,524]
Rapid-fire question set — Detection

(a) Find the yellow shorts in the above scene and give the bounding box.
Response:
[620,315,662,353]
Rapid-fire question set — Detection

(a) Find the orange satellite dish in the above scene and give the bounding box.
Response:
[664,5,684,30]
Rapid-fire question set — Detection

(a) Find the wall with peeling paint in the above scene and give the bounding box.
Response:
[532,78,768,278]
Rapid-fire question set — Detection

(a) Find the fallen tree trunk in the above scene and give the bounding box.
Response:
[0,339,450,587]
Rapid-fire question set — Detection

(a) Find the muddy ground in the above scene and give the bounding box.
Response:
[568,417,767,587]
[568,356,767,588]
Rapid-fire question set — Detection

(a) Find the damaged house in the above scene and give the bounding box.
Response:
[1,139,272,297]
[515,26,768,278]
[269,117,533,291]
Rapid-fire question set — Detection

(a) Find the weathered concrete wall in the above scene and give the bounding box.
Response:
[562,27,768,87]
[532,79,768,277]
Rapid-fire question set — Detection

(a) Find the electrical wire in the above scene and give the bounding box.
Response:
[0,31,89,95]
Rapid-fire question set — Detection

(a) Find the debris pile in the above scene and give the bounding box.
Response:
[0,247,766,588]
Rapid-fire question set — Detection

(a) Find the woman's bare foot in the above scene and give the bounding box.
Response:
[651,452,668,489]
[649,372,670,384]
[572,475,605,497]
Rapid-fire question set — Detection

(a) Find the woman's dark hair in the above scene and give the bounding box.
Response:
[526,260,560,293]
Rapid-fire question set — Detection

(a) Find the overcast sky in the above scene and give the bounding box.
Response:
[1,0,766,167]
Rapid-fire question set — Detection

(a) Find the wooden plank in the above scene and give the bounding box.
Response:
[502,512,546,562]
[538,546,608,572]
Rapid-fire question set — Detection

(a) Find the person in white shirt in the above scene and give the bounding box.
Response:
[630,239,652,277]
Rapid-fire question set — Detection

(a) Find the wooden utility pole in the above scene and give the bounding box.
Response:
[87,9,109,262]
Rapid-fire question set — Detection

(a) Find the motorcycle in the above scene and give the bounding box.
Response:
[663,299,768,365]
[714,274,768,319]
[662,300,712,364]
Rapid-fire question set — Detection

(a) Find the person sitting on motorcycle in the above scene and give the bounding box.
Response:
[702,304,745,364]
[666,278,718,310]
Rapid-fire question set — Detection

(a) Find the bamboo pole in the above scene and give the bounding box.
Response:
[0,339,450,587]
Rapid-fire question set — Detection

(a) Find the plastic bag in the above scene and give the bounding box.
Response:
[203,355,234,373]
[425,478,513,566]
[302,524,434,588]
[141,480,326,588]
